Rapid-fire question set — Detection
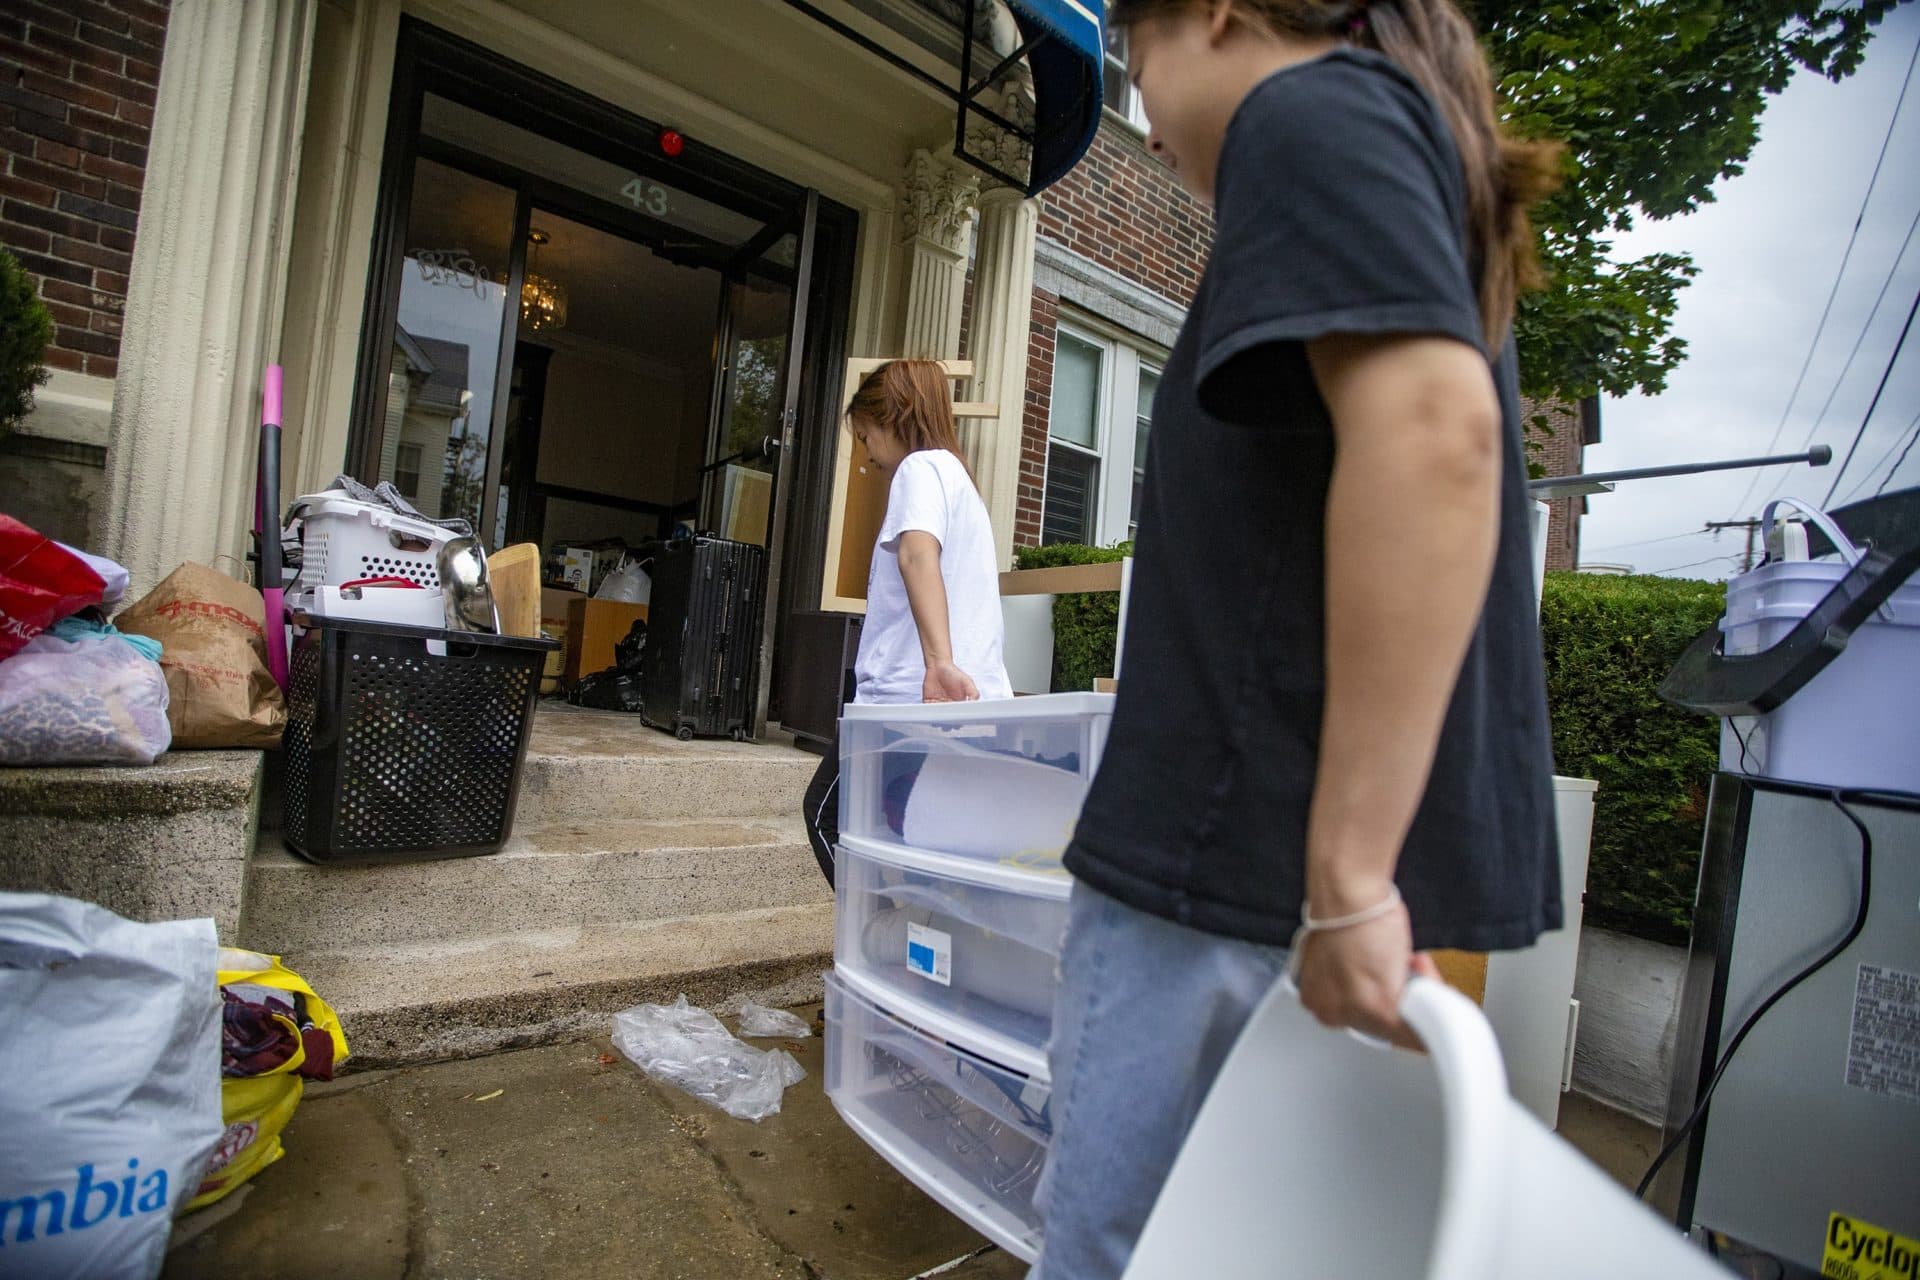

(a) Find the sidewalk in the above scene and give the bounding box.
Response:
[163,1002,1659,1280]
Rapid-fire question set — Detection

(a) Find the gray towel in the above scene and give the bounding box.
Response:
[330,474,474,538]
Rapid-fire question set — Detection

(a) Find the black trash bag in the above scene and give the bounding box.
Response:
[613,616,647,668]
[567,619,648,713]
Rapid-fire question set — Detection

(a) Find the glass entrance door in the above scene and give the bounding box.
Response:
[353,25,854,731]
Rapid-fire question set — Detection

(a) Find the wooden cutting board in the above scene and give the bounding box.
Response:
[488,543,541,638]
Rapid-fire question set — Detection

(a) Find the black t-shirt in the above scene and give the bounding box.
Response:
[1064,50,1561,953]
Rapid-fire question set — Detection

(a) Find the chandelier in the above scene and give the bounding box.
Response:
[521,228,567,333]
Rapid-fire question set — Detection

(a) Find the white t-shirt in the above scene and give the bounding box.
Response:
[854,449,1013,705]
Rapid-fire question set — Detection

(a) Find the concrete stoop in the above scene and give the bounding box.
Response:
[240,705,834,1069]
[268,902,833,1068]
[0,750,264,939]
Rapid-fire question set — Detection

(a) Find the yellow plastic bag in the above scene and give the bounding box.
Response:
[186,949,349,1210]
[213,948,349,1077]
[187,1075,302,1209]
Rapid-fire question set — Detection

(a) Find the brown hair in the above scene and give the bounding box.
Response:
[1111,0,1562,349]
[846,360,974,477]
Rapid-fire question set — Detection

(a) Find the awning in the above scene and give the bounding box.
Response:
[783,0,1105,196]
[993,0,1105,193]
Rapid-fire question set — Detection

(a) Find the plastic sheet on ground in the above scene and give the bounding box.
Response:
[736,1001,812,1039]
[611,995,805,1122]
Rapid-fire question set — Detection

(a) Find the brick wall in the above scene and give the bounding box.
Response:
[1523,396,1587,572]
[1016,288,1061,549]
[0,0,168,382]
[1016,120,1212,547]
[1035,124,1212,308]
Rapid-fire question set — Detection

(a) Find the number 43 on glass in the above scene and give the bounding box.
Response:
[621,178,669,217]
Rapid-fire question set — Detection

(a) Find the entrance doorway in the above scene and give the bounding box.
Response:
[350,22,856,726]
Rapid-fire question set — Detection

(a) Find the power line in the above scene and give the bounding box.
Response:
[1760,199,1920,509]
[1730,26,1920,520]
[1582,528,1708,555]
[1644,553,1743,578]
[1874,405,1920,497]
[1845,402,1920,501]
[1823,285,1920,505]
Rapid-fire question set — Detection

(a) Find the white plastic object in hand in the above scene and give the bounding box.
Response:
[1120,976,1726,1280]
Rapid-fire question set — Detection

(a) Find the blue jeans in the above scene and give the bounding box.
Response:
[1029,881,1290,1280]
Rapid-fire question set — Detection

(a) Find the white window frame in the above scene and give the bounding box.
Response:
[1043,318,1165,548]
[1102,27,1150,133]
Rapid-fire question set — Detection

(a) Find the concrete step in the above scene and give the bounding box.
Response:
[516,705,823,824]
[281,900,835,1068]
[240,814,830,952]
[0,750,263,939]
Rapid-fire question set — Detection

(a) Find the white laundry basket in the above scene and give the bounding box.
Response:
[1717,498,1919,792]
[1120,977,1725,1280]
[288,490,458,591]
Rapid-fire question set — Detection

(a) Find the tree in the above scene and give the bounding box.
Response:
[0,250,53,440]
[1471,0,1907,402]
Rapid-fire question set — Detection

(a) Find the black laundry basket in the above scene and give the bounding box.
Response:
[281,614,557,863]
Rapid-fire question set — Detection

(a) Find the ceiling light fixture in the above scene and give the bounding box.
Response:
[521,228,567,333]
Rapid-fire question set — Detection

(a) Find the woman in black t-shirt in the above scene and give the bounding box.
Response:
[1030,4,1563,1278]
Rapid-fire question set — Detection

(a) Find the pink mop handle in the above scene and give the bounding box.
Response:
[260,366,289,689]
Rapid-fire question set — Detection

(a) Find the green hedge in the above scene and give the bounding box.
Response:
[1,249,53,439]
[1019,545,1727,944]
[1013,541,1132,693]
[1541,572,1725,943]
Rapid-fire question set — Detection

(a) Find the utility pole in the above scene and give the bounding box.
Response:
[1706,518,1763,573]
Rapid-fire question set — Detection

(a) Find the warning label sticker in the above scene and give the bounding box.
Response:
[1846,965,1920,1105]
[1824,1213,1920,1280]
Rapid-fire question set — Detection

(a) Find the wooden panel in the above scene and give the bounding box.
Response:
[487,543,541,638]
[999,562,1126,597]
[1432,950,1488,1006]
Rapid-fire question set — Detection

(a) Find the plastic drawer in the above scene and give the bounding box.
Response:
[824,972,1050,1263]
[837,692,1113,868]
[834,834,1068,1061]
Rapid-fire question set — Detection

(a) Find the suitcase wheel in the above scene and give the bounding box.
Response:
[677,725,695,742]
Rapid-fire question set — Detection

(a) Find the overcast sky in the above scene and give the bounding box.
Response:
[1581,3,1920,579]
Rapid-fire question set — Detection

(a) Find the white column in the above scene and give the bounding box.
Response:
[896,149,979,359]
[102,0,315,597]
[964,186,1038,568]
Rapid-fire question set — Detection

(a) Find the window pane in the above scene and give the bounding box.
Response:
[1043,444,1097,546]
[1132,366,1159,530]
[378,158,516,530]
[1050,333,1102,450]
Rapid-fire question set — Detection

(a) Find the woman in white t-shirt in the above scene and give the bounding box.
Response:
[801,359,1012,886]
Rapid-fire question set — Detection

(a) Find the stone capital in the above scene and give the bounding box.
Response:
[898,149,980,252]
[963,84,1036,194]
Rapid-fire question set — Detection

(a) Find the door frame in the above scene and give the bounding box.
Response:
[348,18,860,722]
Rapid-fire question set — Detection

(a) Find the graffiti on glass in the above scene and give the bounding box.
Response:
[413,250,494,298]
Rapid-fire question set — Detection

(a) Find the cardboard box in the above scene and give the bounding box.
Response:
[541,619,568,695]
[564,598,649,686]
[541,586,585,628]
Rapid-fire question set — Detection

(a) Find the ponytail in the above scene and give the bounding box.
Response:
[1351,0,1562,349]
[1110,0,1562,349]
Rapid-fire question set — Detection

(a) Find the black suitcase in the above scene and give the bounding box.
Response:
[640,535,767,741]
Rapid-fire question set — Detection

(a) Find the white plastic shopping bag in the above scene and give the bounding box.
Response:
[0,894,223,1279]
